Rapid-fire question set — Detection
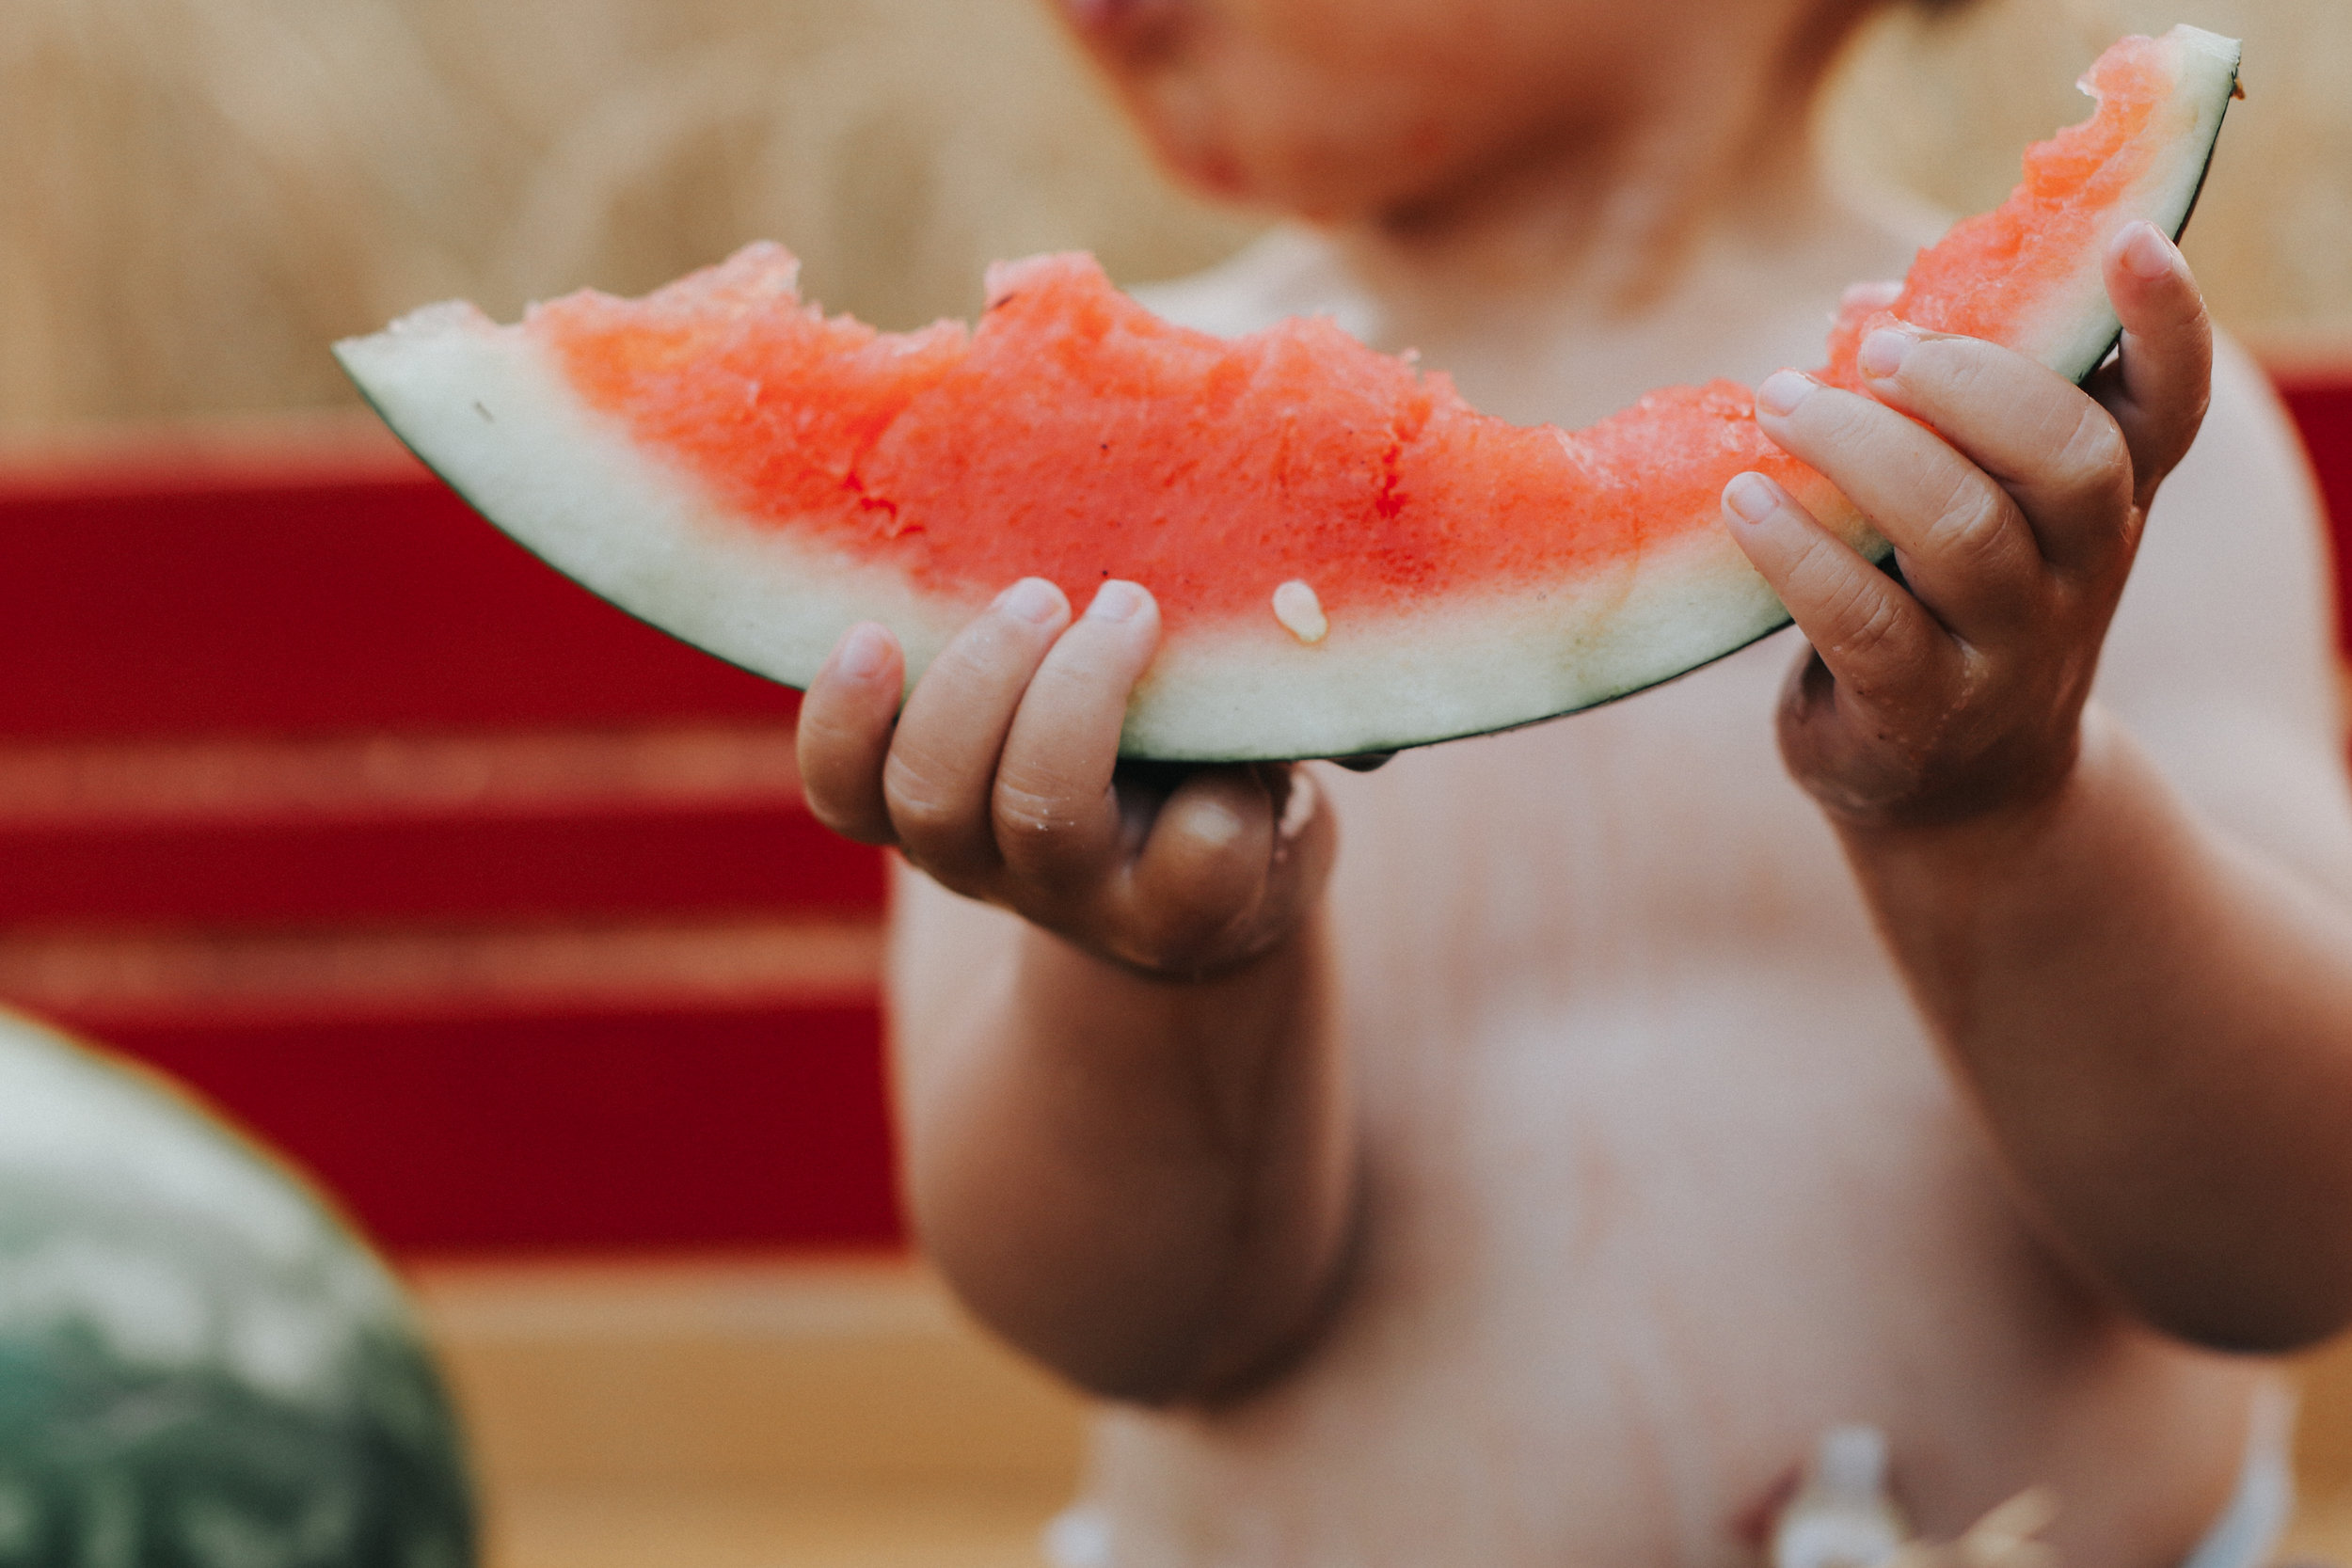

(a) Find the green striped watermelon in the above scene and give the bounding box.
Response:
[0,1010,475,1568]
[338,25,2240,763]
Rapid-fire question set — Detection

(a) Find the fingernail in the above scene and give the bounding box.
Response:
[1086,579,1148,623]
[1755,370,1815,419]
[1858,327,1912,380]
[1724,471,1781,525]
[837,622,890,679]
[2121,221,2174,281]
[995,577,1066,625]
[1184,796,1246,851]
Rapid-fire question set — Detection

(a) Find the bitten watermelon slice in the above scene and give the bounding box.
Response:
[338,26,2240,763]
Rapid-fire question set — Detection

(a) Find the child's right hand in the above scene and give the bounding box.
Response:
[796,577,1336,979]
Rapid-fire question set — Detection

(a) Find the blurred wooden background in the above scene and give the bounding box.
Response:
[2,0,2348,432]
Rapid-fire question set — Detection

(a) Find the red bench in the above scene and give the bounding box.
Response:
[1,381,2344,1258]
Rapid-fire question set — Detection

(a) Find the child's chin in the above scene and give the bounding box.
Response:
[1163,147,1399,225]
[1131,116,1363,216]
[1058,0,1186,46]
[1166,144,1255,201]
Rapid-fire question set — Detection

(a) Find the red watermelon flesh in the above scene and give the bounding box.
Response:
[541,251,1815,638]
[1825,26,2231,388]
[337,26,2239,763]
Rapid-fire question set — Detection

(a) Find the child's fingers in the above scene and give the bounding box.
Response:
[2090,221,2214,505]
[1116,767,1281,969]
[882,577,1072,892]
[1113,764,1335,974]
[992,581,1163,895]
[798,622,907,846]
[1851,326,2135,573]
[1724,470,1950,700]
[1751,371,2039,637]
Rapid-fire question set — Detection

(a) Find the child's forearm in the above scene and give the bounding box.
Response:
[801,578,1354,1399]
[898,911,1358,1404]
[1838,705,2352,1351]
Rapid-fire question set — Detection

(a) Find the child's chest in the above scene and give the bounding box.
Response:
[1314,631,1974,1359]
[1113,641,2259,1565]
[1321,628,1882,1044]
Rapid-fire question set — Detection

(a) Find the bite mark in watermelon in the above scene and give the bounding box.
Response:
[336,26,2240,763]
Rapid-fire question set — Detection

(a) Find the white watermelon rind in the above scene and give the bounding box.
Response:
[334,25,2236,764]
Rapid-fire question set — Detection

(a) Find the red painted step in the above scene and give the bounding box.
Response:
[0,420,796,740]
[0,806,876,927]
[0,728,881,927]
[6,918,900,1253]
[102,1005,899,1254]
[2277,374,2352,655]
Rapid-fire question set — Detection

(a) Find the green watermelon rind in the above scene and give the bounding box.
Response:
[334,26,2238,765]
[0,1008,478,1566]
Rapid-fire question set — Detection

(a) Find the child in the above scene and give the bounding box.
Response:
[797,0,2352,1562]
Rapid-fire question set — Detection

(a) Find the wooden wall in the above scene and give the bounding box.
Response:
[2,0,2345,431]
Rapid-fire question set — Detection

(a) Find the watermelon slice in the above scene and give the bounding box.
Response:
[337,26,2240,763]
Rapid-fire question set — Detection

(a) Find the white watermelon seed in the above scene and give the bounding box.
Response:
[1272,580,1328,644]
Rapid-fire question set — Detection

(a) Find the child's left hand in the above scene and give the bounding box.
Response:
[1723,219,2214,830]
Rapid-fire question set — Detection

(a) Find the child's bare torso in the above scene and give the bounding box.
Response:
[1068,644,2262,1568]
[902,214,2333,1568]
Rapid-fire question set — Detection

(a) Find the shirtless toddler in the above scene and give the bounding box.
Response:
[795,0,2352,1562]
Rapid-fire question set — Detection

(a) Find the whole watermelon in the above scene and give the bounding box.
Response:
[0,1009,475,1567]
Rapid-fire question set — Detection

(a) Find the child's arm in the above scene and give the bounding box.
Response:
[1726,220,2352,1352]
[797,581,1357,1402]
